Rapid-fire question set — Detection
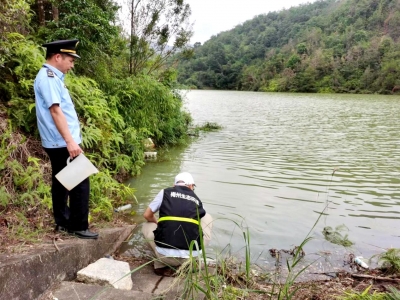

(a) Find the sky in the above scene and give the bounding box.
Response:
[186,0,315,44]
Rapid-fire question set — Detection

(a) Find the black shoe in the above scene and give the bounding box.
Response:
[70,229,99,239]
[55,225,69,233]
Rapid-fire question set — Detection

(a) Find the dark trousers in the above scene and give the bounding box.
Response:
[44,147,89,231]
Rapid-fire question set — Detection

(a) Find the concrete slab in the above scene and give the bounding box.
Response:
[77,258,133,290]
[130,262,162,294]
[0,226,135,300]
[155,276,182,298]
[129,262,211,300]
[128,261,189,298]
[156,269,215,300]
[52,281,153,300]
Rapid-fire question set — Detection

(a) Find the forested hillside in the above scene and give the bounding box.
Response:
[177,0,400,94]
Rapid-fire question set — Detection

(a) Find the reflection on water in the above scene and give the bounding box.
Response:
[124,91,400,263]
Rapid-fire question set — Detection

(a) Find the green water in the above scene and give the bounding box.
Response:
[124,91,400,262]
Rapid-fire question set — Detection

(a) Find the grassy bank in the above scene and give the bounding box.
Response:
[118,220,400,300]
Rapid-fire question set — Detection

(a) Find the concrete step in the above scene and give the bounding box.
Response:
[51,264,180,300]
[52,263,210,300]
[52,282,153,300]
[130,262,178,295]
[0,226,136,300]
[129,262,212,299]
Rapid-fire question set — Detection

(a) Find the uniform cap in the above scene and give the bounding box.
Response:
[174,172,195,186]
[42,39,80,58]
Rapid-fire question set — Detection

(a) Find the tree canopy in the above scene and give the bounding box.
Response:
[177,0,400,94]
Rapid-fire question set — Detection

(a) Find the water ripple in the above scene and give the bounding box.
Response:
[126,91,400,260]
[182,91,400,255]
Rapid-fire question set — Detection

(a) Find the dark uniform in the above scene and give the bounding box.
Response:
[154,185,206,250]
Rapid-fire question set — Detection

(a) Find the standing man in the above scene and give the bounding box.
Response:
[34,39,98,239]
[142,172,212,276]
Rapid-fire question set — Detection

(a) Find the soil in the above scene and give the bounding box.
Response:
[0,212,128,254]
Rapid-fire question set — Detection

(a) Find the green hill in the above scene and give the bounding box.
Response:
[177,0,400,94]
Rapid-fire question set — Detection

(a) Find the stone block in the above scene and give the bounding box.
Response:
[77,258,133,290]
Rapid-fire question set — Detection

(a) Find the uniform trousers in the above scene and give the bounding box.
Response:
[142,213,213,269]
[44,147,89,231]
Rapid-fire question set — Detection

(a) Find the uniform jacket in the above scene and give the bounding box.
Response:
[154,185,206,250]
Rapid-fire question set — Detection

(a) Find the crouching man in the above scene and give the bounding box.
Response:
[142,172,212,276]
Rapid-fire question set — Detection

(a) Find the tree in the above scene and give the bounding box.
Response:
[33,0,123,84]
[0,0,35,103]
[1,0,32,39]
[296,43,308,55]
[176,0,400,94]
[286,54,301,69]
[36,0,45,26]
[125,0,193,76]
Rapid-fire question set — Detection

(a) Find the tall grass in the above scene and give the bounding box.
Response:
[270,201,330,299]
[371,248,400,275]
[338,285,400,300]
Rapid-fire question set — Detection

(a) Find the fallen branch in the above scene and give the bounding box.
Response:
[351,274,400,282]
[53,238,60,252]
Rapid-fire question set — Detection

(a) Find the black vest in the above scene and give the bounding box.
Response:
[154,186,206,250]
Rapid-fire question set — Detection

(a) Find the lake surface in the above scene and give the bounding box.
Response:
[124,90,400,266]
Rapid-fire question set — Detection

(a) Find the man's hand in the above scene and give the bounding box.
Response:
[66,140,83,159]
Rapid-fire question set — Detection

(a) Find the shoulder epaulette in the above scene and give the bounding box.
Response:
[47,69,54,77]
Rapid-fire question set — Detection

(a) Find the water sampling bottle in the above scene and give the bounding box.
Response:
[354,256,369,269]
[114,204,132,212]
